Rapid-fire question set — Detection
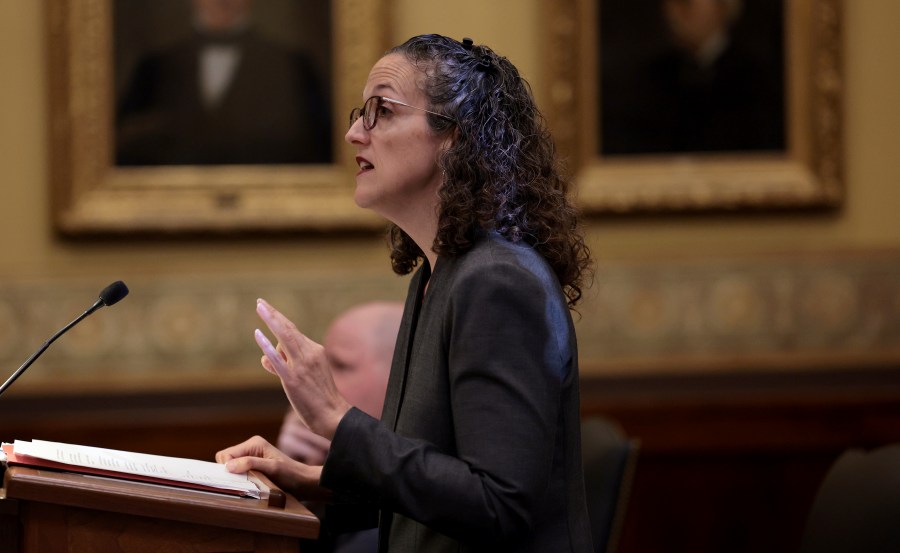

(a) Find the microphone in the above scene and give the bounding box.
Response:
[0,281,129,398]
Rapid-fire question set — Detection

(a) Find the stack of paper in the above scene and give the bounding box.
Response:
[2,439,261,499]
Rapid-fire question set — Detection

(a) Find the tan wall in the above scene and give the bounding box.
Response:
[0,0,899,393]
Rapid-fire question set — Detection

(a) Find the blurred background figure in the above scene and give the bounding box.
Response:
[663,0,741,64]
[276,301,403,553]
[116,0,332,166]
[600,0,785,155]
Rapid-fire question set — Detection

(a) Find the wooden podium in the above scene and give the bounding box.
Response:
[0,466,319,552]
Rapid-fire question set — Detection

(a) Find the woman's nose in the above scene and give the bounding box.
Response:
[345,117,368,145]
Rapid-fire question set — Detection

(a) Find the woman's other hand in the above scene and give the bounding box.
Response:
[216,435,331,501]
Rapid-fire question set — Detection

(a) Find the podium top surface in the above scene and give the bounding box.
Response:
[2,466,319,539]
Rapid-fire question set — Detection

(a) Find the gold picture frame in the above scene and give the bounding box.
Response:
[46,0,389,234]
[542,0,843,213]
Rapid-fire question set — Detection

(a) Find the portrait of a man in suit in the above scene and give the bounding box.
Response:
[599,0,786,156]
[114,0,333,166]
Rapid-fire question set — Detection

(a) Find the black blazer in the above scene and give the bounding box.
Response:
[321,232,593,552]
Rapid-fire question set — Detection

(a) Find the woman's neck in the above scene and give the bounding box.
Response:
[387,200,439,272]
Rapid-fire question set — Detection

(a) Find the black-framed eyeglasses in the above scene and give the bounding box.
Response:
[349,95,454,130]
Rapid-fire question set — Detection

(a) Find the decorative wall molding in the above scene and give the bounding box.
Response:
[2,250,899,392]
[577,250,900,374]
[0,271,408,393]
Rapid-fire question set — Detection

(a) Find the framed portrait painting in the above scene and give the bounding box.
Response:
[46,0,390,234]
[542,0,843,213]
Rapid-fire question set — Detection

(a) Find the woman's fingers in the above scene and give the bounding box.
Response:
[254,329,281,376]
[256,299,313,360]
[223,454,278,475]
[216,436,292,483]
[215,435,273,464]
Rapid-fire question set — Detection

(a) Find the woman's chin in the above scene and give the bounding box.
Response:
[353,188,373,209]
[354,188,388,215]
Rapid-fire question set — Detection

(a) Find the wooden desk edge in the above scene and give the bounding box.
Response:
[3,466,319,539]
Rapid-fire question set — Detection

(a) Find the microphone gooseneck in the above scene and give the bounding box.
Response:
[0,281,130,398]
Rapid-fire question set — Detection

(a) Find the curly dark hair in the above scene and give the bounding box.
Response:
[384,34,592,308]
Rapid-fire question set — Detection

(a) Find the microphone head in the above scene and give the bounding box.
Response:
[99,281,129,307]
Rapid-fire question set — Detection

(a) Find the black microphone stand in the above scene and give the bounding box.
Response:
[0,280,127,483]
[0,298,105,398]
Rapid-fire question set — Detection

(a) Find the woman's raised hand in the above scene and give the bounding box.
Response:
[254,298,352,440]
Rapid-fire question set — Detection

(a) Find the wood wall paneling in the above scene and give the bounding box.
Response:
[3,367,900,553]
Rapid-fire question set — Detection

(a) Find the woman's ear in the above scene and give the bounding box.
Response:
[443,126,460,150]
